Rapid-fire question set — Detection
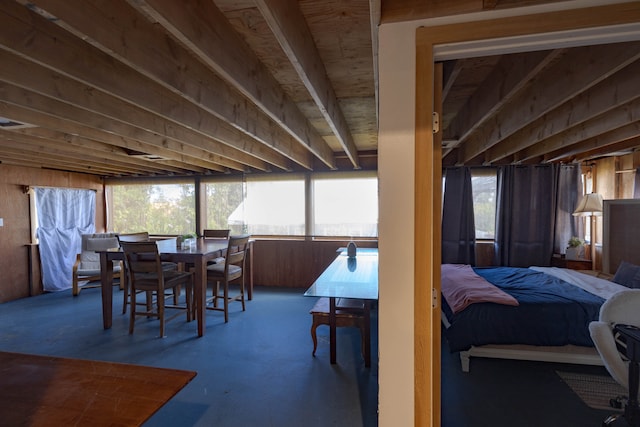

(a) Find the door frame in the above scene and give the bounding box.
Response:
[414,3,640,426]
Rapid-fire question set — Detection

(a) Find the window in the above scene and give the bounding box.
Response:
[234,175,305,236]
[470,169,497,240]
[581,168,594,242]
[312,172,378,237]
[109,181,195,235]
[203,179,244,234]
[107,172,379,239]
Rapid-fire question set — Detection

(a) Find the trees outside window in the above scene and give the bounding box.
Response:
[110,182,195,235]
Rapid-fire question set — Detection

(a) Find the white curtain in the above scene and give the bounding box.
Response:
[35,188,96,291]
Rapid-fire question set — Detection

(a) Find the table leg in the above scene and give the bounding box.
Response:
[100,252,113,329]
[363,300,371,368]
[247,241,254,301]
[194,258,206,337]
[330,296,336,364]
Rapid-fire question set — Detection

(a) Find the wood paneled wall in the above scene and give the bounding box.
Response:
[591,152,639,271]
[252,239,378,288]
[0,164,104,303]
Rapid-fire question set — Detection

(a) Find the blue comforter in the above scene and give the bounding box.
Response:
[442,267,605,352]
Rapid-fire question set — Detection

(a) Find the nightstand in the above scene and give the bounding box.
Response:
[551,254,593,270]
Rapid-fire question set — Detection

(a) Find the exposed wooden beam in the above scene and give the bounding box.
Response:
[0,134,134,175]
[255,0,360,169]
[10,128,196,175]
[0,48,279,173]
[544,121,640,163]
[459,42,640,164]
[516,97,640,162]
[127,0,337,169]
[487,56,640,163]
[0,87,237,174]
[441,60,462,105]
[0,2,289,172]
[19,0,315,171]
[444,49,561,143]
[571,135,640,163]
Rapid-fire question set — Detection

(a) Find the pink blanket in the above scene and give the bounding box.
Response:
[441,264,519,314]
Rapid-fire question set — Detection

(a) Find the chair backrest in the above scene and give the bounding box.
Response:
[600,289,640,326]
[590,289,640,389]
[224,235,250,273]
[117,232,150,243]
[119,241,164,283]
[79,233,120,270]
[203,229,230,240]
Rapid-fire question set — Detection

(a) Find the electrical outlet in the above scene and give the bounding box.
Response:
[0,218,3,226]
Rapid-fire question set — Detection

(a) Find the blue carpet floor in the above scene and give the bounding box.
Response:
[0,285,378,427]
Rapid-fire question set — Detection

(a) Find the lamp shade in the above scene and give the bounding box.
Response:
[573,193,603,216]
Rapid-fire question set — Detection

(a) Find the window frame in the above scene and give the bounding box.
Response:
[106,171,379,240]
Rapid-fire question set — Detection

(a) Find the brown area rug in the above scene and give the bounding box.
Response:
[557,370,626,411]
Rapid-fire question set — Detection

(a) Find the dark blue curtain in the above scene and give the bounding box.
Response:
[494,165,557,267]
[442,167,476,265]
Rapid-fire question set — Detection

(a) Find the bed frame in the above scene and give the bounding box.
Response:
[441,310,604,372]
[459,343,603,372]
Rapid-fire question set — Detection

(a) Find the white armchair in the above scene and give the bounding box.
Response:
[72,233,122,296]
[589,289,640,426]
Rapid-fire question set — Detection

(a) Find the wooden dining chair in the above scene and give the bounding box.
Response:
[120,241,194,337]
[202,229,230,264]
[204,234,250,322]
[118,232,179,314]
[203,229,230,240]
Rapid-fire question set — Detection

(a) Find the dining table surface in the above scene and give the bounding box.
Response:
[99,237,230,337]
[304,248,378,366]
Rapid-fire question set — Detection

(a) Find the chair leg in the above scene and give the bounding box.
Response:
[146,291,153,314]
[158,290,166,338]
[359,323,366,360]
[185,281,193,322]
[223,281,229,323]
[129,286,136,334]
[240,277,246,312]
[122,279,129,314]
[213,282,220,308]
[173,285,180,305]
[72,275,80,296]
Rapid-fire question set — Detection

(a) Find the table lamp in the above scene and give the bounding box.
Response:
[573,192,603,268]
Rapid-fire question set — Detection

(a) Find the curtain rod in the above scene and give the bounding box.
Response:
[23,185,97,194]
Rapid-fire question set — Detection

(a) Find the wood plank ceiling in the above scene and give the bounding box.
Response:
[0,0,638,178]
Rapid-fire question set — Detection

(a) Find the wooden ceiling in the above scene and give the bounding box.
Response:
[0,0,377,177]
[0,1,638,178]
[441,41,640,167]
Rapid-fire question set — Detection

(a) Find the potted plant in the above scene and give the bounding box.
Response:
[566,236,584,260]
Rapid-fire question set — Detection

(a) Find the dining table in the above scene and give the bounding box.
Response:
[99,237,229,337]
[304,248,379,366]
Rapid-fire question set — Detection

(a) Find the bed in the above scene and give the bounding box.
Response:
[441,264,629,372]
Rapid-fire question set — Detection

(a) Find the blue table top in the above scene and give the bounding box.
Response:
[304,249,378,300]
